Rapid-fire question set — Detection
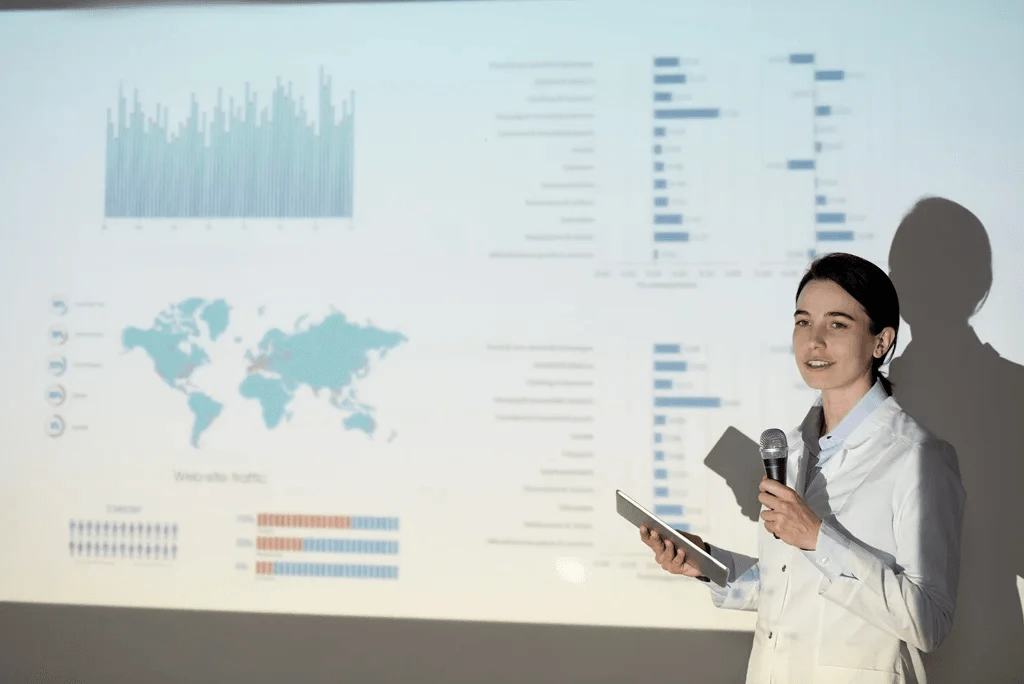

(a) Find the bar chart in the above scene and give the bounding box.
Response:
[650,343,722,533]
[250,512,400,580]
[764,52,863,260]
[104,67,354,220]
[649,56,722,262]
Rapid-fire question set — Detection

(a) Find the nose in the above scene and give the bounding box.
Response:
[808,322,827,349]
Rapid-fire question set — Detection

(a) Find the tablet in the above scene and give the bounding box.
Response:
[616,489,730,587]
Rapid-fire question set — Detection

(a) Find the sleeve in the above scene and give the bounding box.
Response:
[705,543,760,612]
[802,518,852,582]
[813,439,966,653]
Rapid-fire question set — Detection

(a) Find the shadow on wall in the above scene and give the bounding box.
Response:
[887,196,1024,683]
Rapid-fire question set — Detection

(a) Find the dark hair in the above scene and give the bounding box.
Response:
[796,252,900,395]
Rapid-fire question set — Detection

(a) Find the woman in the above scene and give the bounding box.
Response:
[641,252,966,684]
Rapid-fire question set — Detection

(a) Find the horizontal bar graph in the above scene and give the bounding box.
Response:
[654,74,686,85]
[789,53,815,64]
[787,159,815,170]
[256,537,399,554]
[654,108,720,119]
[817,230,855,241]
[816,212,846,224]
[815,70,845,81]
[654,57,680,67]
[257,513,399,530]
[654,396,722,408]
[105,67,354,219]
[653,344,680,354]
[255,561,398,579]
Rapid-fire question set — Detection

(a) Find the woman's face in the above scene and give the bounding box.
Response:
[793,279,890,392]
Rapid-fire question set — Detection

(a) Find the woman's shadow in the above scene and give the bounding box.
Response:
[887,197,1024,682]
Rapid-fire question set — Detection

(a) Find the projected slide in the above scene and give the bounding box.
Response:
[0,0,1021,634]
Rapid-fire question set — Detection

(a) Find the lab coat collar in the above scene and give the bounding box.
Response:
[787,395,902,511]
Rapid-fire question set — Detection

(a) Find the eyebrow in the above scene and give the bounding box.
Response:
[793,309,857,321]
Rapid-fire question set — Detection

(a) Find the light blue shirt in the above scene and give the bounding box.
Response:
[705,379,889,591]
[801,378,889,580]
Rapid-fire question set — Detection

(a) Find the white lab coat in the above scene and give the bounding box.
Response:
[710,396,966,684]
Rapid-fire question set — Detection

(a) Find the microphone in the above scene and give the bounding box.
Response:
[759,428,788,539]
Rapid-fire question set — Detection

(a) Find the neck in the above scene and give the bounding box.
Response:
[819,375,875,434]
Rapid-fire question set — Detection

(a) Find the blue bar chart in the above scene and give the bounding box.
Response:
[649,56,722,260]
[104,67,354,220]
[651,343,722,532]
[784,53,859,256]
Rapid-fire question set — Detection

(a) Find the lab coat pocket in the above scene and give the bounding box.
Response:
[815,665,903,684]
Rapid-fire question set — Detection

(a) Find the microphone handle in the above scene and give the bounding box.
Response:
[762,455,787,540]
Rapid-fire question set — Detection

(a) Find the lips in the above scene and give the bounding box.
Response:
[805,359,835,369]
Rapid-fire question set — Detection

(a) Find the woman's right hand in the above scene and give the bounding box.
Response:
[639,524,708,578]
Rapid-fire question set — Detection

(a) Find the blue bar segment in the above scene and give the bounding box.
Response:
[654,379,673,390]
[654,232,689,242]
[816,195,827,205]
[654,92,672,102]
[654,397,722,408]
[654,433,663,443]
[654,344,681,353]
[654,214,683,225]
[654,108,720,119]
[270,562,398,579]
[815,141,823,152]
[654,415,666,425]
[654,451,665,461]
[653,162,664,172]
[105,67,354,219]
[654,197,669,207]
[300,539,400,554]
[815,105,832,116]
[654,361,687,372]
[654,57,680,67]
[816,212,846,224]
[654,487,669,497]
[653,145,663,154]
[817,230,855,241]
[653,127,666,137]
[654,179,667,189]
[787,159,815,170]
[654,505,683,517]
[815,70,845,81]
[654,469,668,480]
[655,74,686,84]
[789,53,815,64]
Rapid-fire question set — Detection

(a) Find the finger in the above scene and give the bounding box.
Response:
[760,478,793,499]
[760,510,778,523]
[656,540,677,565]
[757,492,775,508]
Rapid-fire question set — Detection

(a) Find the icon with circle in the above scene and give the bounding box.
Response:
[47,355,67,376]
[49,325,69,346]
[51,296,69,316]
[46,384,67,406]
[46,415,65,437]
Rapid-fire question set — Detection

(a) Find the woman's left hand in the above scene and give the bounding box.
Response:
[758,475,822,550]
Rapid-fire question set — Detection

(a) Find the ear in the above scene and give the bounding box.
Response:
[873,326,896,359]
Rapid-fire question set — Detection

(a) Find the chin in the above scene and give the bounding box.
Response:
[797,367,843,391]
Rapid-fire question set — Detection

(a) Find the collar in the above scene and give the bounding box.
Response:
[801,378,889,461]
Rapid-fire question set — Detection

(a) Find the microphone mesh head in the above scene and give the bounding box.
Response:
[759,428,788,451]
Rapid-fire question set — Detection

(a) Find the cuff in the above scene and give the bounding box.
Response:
[802,518,853,582]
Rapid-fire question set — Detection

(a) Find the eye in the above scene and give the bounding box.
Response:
[831,321,847,329]
[794,320,808,327]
